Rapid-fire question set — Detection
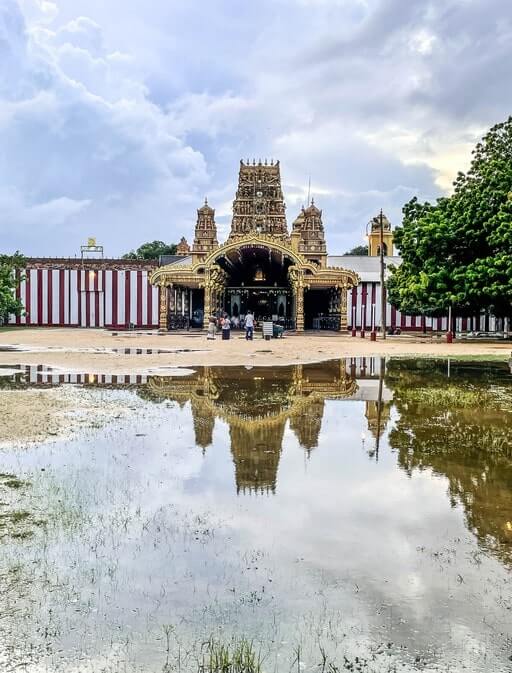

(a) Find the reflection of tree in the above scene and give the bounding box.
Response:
[386,359,512,565]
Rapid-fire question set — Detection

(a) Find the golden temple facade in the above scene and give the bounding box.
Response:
[150,160,360,331]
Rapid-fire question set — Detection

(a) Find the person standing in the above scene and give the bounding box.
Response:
[206,315,217,340]
[221,313,231,340]
[245,310,254,340]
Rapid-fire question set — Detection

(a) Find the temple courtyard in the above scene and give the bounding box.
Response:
[0,327,510,372]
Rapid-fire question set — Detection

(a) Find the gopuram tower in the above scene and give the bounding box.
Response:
[229,159,288,241]
[192,198,218,263]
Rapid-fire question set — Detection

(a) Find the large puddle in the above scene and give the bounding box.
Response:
[0,358,511,672]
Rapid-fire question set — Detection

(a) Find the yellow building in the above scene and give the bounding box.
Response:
[368,211,394,257]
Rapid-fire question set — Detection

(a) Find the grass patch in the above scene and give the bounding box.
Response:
[388,353,510,363]
[198,637,262,673]
[399,385,495,408]
[0,510,31,524]
[3,478,27,489]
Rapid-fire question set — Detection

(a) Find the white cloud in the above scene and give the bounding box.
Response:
[409,29,437,55]
[1,0,511,255]
[0,0,209,255]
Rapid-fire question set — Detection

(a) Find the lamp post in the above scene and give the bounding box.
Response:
[379,209,387,340]
[446,303,453,343]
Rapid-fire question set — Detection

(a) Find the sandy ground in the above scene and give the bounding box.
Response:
[0,327,510,448]
[0,327,510,372]
[0,385,149,448]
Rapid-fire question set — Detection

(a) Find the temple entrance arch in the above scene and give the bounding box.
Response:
[150,233,359,332]
[212,242,298,325]
[199,235,321,329]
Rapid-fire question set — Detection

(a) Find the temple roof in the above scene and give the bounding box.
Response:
[328,255,402,282]
[302,199,322,216]
[198,197,214,214]
[159,254,190,266]
[369,212,392,232]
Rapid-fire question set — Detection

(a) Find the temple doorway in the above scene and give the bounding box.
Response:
[304,288,339,330]
[216,245,295,326]
[226,287,292,323]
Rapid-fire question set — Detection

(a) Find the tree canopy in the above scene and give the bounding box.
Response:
[387,116,512,317]
[122,241,177,260]
[0,253,25,324]
[343,244,368,256]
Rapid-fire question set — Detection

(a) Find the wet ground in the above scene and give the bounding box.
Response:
[0,357,511,672]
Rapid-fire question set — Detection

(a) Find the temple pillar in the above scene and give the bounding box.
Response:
[169,286,176,315]
[289,267,305,332]
[294,283,304,332]
[159,284,169,331]
[339,285,348,332]
[203,286,212,328]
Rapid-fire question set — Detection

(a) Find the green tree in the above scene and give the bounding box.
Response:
[343,244,368,256]
[0,253,25,325]
[388,116,512,317]
[122,241,177,260]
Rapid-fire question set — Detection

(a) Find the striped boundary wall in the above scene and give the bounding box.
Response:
[9,267,160,329]
[346,281,497,332]
[8,266,503,332]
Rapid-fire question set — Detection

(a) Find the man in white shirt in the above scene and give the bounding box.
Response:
[245,311,254,340]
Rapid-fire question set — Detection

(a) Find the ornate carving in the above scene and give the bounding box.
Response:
[229,160,288,241]
[193,198,218,260]
[292,199,327,265]
[201,264,227,327]
[288,266,310,332]
[149,161,362,332]
[177,237,190,256]
[159,283,169,331]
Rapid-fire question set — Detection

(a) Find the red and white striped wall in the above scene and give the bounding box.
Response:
[345,281,494,332]
[8,265,503,331]
[19,365,150,386]
[9,267,159,329]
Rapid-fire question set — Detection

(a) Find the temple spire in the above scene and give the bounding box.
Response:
[229,159,288,241]
[192,197,218,262]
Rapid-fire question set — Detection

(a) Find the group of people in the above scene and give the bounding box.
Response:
[207,311,254,341]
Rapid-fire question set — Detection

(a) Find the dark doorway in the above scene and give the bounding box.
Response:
[190,288,204,327]
[217,245,294,324]
[216,244,293,286]
[304,289,330,329]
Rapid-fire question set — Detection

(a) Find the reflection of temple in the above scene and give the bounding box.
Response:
[289,398,325,455]
[145,358,391,494]
[365,401,392,440]
[230,420,285,494]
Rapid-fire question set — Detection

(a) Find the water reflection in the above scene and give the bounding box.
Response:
[1,357,512,671]
[144,359,392,494]
[386,358,512,565]
[1,359,393,495]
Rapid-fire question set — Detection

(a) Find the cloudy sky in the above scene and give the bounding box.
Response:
[0,0,510,257]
